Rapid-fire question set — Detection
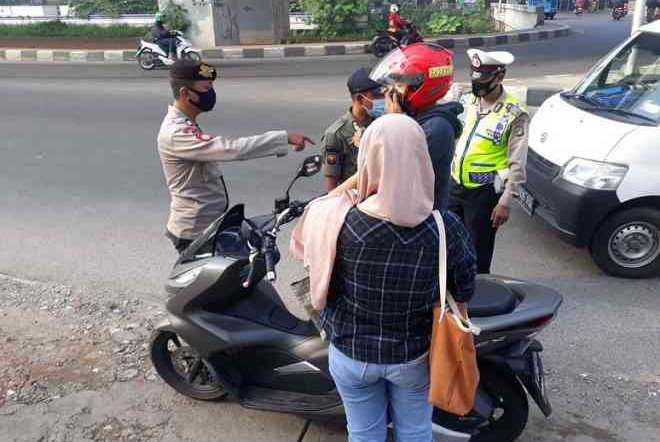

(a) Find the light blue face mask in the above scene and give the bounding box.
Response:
[365,98,386,119]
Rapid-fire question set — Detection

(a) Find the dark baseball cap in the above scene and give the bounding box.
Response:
[170,59,217,81]
[347,67,383,94]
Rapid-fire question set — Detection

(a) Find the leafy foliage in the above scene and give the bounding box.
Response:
[0,21,149,37]
[302,0,369,38]
[427,12,464,34]
[67,0,157,18]
[289,0,306,13]
[160,0,191,33]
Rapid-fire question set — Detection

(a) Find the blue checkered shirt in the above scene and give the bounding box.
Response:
[321,208,476,364]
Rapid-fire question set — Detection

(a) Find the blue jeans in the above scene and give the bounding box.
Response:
[329,345,433,442]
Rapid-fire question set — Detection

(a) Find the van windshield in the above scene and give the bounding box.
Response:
[568,32,660,125]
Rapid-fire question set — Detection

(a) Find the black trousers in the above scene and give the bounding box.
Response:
[448,180,500,274]
[157,37,177,56]
[166,230,193,254]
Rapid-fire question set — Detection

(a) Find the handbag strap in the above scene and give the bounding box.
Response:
[432,211,481,336]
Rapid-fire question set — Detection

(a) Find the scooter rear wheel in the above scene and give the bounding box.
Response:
[150,330,228,401]
[432,367,529,442]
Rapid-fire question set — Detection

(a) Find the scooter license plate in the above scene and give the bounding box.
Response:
[517,186,537,217]
[527,351,552,417]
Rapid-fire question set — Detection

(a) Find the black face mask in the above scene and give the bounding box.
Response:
[471,77,500,98]
[189,87,216,112]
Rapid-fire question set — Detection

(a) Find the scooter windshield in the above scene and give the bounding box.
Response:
[177,205,248,263]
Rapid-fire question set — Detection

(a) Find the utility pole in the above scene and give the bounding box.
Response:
[631,0,647,33]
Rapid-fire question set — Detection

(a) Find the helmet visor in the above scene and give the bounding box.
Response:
[370,48,425,89]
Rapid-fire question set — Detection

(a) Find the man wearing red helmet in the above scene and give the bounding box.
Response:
[448,49,530,274]
[368,42,464,210]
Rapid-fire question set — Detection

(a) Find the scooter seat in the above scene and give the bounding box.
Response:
[467,278,517,317]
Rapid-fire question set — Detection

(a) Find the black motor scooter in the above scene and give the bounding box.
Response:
[150,155,563,442]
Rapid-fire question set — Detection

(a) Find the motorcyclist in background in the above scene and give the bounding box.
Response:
[151,12,177,60]
[388,4,412,44]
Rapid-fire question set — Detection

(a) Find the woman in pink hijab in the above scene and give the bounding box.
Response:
[291,114,476,442]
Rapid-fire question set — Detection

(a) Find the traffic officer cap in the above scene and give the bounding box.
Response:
[467,49,514,80]
[347,67,383,95]
[170,59,217,82]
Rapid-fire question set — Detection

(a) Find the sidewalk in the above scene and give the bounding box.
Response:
[0,23,571,63]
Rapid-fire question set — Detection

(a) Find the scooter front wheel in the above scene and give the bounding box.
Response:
[150,330,228,401]
[183,51,202,62]
[432,367,529,442]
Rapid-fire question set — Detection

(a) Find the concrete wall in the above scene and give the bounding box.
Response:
[491,3,544,31]
[158,0,289,48]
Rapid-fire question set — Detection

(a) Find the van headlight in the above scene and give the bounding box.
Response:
[561,158,628,190]
[174,266,204,285]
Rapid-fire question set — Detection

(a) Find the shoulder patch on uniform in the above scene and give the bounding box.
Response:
[180,125,214,142]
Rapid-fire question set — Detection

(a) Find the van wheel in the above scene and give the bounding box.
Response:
[590,207,660,278]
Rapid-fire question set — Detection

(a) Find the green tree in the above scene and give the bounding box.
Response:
[67,0,157,18]
[302,0,369,38]
[160,0,191,33]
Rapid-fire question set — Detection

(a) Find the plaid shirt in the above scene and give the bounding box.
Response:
[321,208,476,364]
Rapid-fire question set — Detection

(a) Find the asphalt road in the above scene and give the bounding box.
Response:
[0,12,658,442]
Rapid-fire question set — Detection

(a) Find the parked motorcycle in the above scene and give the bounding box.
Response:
[371,24,423,58]
[575,0,586,14]
[149,155,563,442]
[136,31,201,70]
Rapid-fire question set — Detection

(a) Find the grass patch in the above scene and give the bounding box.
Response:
[0,21,149,38]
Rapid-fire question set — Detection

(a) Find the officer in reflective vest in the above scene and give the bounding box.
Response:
[448,49,530,274]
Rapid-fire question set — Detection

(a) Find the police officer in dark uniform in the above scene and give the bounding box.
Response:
[320,68,385,191]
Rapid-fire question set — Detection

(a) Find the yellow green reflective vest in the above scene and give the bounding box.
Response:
[452,92,526,189]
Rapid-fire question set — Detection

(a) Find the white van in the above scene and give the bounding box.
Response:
[521,21,660,278]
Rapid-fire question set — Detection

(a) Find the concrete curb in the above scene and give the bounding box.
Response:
[0,25,570,63]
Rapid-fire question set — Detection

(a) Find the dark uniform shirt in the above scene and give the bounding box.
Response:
[320,109,371,185]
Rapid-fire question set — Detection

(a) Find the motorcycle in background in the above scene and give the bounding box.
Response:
[136,31,201,70]
[371,24,423,58]
[612,3,628,20]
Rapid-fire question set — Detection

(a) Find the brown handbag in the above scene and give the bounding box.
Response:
[428,211,481,416]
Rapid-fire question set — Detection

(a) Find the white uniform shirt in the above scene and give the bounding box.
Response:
[158,105,288,240]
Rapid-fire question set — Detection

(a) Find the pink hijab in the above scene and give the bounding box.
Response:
[290,114,435,310]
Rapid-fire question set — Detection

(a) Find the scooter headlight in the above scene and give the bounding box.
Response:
[174,266,204,285]
[561,158,628,190]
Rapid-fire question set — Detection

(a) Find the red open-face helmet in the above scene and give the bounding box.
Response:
[370,42,454,113]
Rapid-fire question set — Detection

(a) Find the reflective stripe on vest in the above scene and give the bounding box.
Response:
[452,92,525,189]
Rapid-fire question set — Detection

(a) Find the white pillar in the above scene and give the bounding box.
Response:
[631,0,647,34]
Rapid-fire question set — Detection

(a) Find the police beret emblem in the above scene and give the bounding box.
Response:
[199,64,215,79]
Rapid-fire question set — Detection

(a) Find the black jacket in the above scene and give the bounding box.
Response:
[415,102,464,210]
[151,23,170,41]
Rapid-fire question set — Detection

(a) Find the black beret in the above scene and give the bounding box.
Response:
[170,59,217,81]
[347,67,382,94]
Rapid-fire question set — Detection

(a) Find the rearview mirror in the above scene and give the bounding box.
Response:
[297,155,322,178]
